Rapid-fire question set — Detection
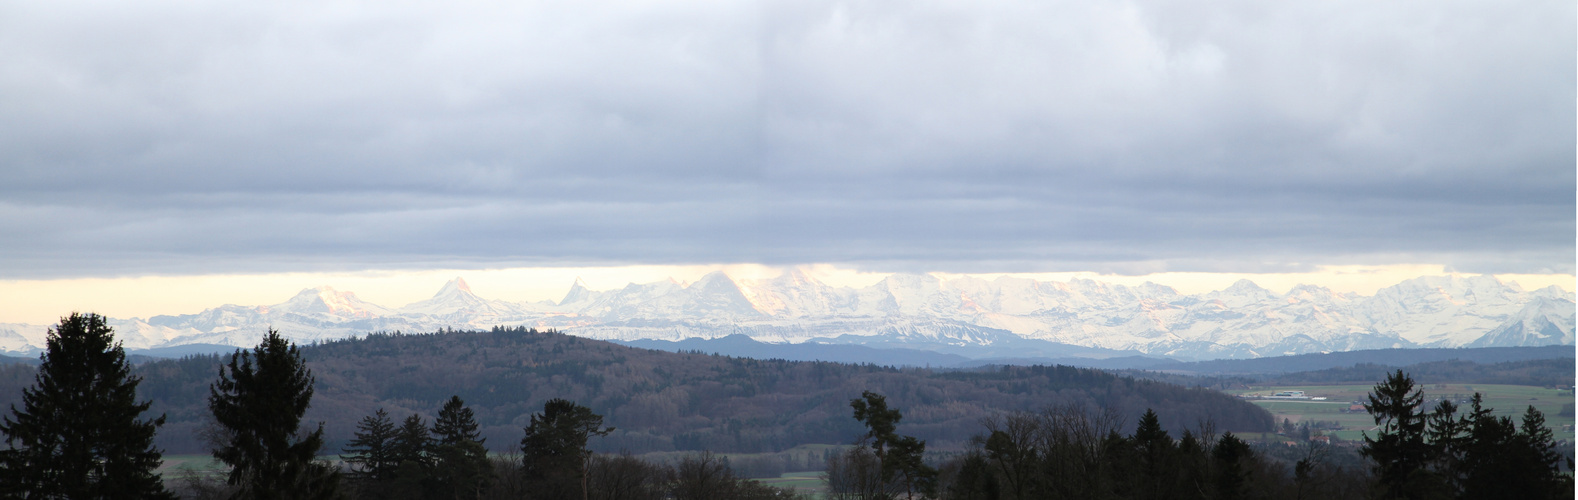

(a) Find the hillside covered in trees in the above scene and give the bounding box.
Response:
[58,327,1273,454]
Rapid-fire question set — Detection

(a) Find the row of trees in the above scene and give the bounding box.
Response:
[0,314,800,499]
[831,382,1571,500]
[826,395,1293,500]
[340,397,492,499]
[1362,369,1572,499]
[0,315,346,498]
[335,396,802,500]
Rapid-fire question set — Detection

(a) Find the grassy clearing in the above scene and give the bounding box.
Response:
[1226,383,1575,443]
[758,471,827,496]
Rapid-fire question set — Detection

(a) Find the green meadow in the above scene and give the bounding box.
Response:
[1227,384,1575,443]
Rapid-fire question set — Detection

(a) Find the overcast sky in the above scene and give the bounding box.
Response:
[1,0,1572,283]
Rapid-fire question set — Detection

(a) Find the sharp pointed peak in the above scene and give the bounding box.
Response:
[435,277,473,297]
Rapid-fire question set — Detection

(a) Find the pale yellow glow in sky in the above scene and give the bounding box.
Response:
[0,264,1571,325]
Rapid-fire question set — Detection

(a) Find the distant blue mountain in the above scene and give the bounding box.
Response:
[1130,345,1576,374]
[0,352,38,365]
[614,337,1574,376]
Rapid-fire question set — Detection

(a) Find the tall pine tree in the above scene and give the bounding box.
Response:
[0,313,173,498]
[343,408,398,482]
[432,395,483,446]
[431,396,491,500]
[208,329,340,499]
[1360,370,1437,499]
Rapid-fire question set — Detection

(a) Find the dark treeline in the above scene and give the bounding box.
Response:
[1115,358,1575,391]
[1140,346,1575,375]
[836,376,1571,500]
[4,314,1573,499]
[103,327,1271,454]
[1266,359,1575,387]
[927,406,1364,500]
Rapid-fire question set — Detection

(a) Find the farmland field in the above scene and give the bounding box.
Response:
[1226,384,1575,443]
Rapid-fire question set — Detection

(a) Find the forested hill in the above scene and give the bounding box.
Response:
[22,328,1273,455]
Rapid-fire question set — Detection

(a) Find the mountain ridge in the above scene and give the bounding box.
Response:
[1,271,1571,361]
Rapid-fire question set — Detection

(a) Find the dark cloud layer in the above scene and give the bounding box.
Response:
[1,0,1572,279]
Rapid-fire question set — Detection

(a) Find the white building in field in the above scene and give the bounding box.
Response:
[1266,391,1310,400]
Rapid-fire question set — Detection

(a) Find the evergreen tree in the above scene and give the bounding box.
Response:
[1211,432,1252,500]
[521,398,613,500]
[430,396,490,500]
[1360,370,1435,499]
[1514,405,1573,499]
[391,414,433,468]
[343,408,397,482]
[1132,409,1176,500]
[386,413,434,500]
[1457,399,1570,500]
[0,313,174,498]
[432,396,483,446]
[208,329,340,499]
[1423,399,1467,492]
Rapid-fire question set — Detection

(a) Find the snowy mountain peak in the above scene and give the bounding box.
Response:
[560,277,596,306]
[1224,279,1270,294]
[437,277,472,296]
[399,277,518,317]
[691,270,736,289]
[1202,279,1277,309]
[1284,284,1338,303]
[270,286,390,318]
[2,271,1570,359]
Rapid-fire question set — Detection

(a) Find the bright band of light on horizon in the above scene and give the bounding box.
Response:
[0,264,1571,325]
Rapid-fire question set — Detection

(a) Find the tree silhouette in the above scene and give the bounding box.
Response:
[0,313,173,498]
[431,396,490,499]
[850,390,937,499]
[1360,370,1435,498]
[521,398,613,500]
[343,408,397,482]
[1132,408,1177,500]
[208,329,340,499]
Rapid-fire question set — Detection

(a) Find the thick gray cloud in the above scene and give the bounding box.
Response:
[0,0,1572,279]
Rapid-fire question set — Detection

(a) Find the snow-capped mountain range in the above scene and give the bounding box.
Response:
[1,272,1571,361]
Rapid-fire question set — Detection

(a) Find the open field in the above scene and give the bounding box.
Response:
[759,471,827,496]
[1226,384,1575,443]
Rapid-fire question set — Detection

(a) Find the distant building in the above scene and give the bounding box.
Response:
[1266,391,1310,400]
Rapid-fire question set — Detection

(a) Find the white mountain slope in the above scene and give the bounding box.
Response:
[398,278,527,319]
[1466,296,1577,347]
[1353,275,1529,346]
[1,271,1570,360]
